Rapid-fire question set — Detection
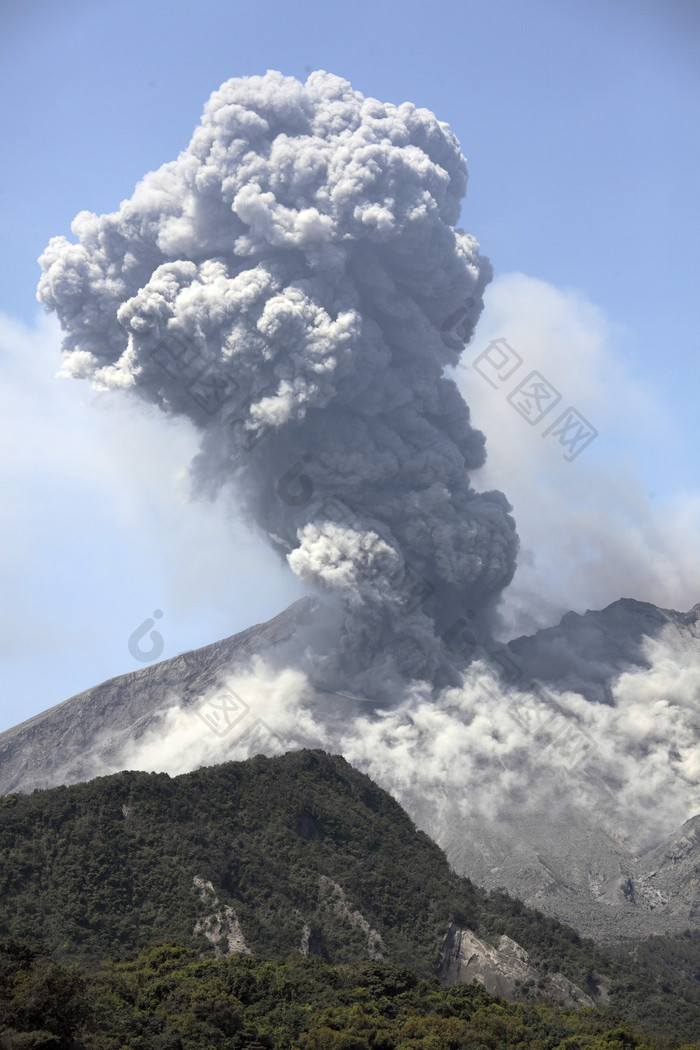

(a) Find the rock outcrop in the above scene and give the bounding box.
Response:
[507,597,700,705]
[193,876,250,956]
[438,923,594,1007]
[318,876,386,960]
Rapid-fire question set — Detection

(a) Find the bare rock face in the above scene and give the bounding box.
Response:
[444,807,700,942]
[318,876,386,960]
[625,815,700,927]
[193,876,250,957]
[438,923,594,1007]
[438,597,700,941]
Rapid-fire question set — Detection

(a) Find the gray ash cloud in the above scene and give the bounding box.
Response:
[38,70,517,688]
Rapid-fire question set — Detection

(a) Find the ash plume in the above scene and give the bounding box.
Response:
[38,70,517,688]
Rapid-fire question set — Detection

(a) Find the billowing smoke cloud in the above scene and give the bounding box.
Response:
[37,70,516,689]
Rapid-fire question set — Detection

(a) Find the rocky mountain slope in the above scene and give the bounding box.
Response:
[0,596,315,796]
[441,598,700,940]
[507,597,700,704]
[4,748,700,1042]
[444,805,700,943]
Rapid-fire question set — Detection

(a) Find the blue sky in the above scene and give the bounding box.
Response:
[1,0,699,733]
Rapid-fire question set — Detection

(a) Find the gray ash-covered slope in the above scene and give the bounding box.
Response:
[628,814,700,924]
[443,597,700,941]
[0,596,315,796]
[4,594,693,798]
[446,802,700,943]
[507,596,700,704]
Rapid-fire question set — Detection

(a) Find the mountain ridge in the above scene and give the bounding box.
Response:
[1,594,698,945]
[4,594,697,795]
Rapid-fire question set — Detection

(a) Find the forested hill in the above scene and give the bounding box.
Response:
[1,750,700,1042]
[0,750,572,974]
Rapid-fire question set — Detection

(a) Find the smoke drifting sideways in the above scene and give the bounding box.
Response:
[96,620,700,865]
[37,70,517,693]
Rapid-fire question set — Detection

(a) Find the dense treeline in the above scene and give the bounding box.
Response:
[607,930,700,1040]
[2,938,696,1050]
